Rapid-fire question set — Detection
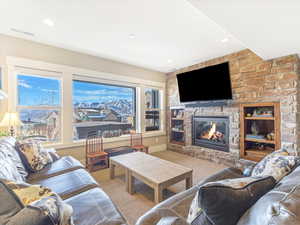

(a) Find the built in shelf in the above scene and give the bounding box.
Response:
[245,149,274,161]
[245,138,275,144]
[245,117,275,120]
[240,102,280,162]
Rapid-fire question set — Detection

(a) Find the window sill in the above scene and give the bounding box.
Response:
[43,130,166,150]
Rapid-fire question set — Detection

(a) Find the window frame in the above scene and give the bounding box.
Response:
[7,56,166,149]
[15,69,63,144]
[72,78,137,140]
[144,87,162,132]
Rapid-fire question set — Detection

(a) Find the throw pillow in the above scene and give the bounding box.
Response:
[1,179,74,225]
[16,140,52,172]
[251,149,297,182]
[191,176,276,225]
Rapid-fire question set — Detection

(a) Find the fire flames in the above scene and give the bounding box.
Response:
[201,122,224,141]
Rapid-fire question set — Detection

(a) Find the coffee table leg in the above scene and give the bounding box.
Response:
[154,185,163,204]
[110,163,115,179]
[186,175,193,189]
[128,170,135,194]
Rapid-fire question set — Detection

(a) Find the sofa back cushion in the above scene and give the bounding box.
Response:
[238,165,300,225]
[0,138,28,180]
[0,149,25,183]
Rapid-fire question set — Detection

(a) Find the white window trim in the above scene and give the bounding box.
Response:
[6,56,166,149]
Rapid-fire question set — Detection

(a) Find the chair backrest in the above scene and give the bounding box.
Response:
[85,135,103,155]
[130,133,143,146]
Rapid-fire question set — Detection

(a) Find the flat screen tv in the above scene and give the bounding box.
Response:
[176,62,232,103]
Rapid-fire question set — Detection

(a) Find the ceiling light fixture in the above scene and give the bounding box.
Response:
[43,18,55,27]
[129,34,135,39]
[221,37,229,43]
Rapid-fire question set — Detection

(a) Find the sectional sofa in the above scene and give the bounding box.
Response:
[0,136,128,225]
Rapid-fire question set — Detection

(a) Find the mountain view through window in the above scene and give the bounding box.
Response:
[17,74,61,142]
[73,80,136,140]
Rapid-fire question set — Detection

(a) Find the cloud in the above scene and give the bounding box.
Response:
[18,79,32,88]
[40,88,58,93]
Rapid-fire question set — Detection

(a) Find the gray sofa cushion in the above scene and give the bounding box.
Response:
[0,150,25,183]
[65,188,127,225]
[33,169,98,200]
[238,165,300,225]
[197,176,276,225]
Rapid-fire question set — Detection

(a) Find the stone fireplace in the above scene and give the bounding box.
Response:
[192,116,229,152]
[167,50,300,167]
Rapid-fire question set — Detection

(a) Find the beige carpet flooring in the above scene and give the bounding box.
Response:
[91,151,226,225]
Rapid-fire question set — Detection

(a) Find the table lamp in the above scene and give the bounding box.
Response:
[0,112,23,136]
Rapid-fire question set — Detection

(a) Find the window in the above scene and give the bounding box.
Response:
[145,88,160,131]
[17,74,61,142]
[72,80,136,140]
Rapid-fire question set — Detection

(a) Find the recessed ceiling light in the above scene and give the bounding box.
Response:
[221,37,229,43]
[129,34,135,39]
[167,59,173,63]
[43,18,54,27]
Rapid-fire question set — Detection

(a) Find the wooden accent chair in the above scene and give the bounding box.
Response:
[130,133,149,154]
[85,135,108,172]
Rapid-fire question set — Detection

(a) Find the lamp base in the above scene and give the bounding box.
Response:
[10,126,15,136]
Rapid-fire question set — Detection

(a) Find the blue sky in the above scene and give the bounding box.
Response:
[18,75,134,106]
[18,75,61,106]
[72,80,134,104]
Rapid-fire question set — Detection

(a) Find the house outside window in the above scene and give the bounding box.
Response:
[73,80,136,140]
[17,74,61,142]
[145,88,160,131]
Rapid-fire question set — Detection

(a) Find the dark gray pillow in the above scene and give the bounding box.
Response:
[197,176,276,225]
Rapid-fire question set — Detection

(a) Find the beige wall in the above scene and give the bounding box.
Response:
[0,34,167,159]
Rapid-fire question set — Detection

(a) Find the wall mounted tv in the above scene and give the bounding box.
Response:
[176,62,232,103]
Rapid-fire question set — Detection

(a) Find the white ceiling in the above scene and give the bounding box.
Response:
[0,1,299,73]
[0,0,245,72]
[188,0,300,60]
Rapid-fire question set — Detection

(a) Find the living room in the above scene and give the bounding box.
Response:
[0,1,300,225]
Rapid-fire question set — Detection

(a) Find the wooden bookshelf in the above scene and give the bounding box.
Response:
[240,102,281,162]
[170,107,185,145]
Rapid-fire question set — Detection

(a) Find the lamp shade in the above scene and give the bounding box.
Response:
[0,90,8,100]
[0,112,23,127]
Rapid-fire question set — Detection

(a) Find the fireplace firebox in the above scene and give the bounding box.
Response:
[192,116,229,152]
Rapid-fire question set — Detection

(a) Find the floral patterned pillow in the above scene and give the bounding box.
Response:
[251,149,297,182]
[16,140,53,172]
[2,179,74,225]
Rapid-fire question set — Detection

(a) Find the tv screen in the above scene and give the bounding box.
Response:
[176,62,232,103]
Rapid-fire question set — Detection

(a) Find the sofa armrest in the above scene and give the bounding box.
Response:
[6,206,54,225]
[136,208,189,225]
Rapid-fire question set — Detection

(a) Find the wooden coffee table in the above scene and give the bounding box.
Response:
[110,152,193,203]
